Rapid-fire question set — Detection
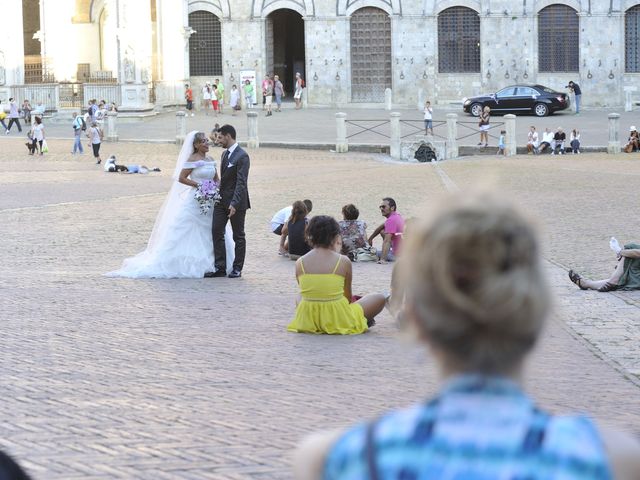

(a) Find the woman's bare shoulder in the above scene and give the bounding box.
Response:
[598,424,640,479]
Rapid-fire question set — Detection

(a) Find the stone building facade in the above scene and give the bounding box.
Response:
[0,0,639,111]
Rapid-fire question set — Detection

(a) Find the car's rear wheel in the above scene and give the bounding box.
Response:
[534,103,549,117]
[470,103,483,117]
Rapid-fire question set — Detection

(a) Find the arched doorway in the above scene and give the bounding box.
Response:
[265,9,305,94]
[350,7,391,102]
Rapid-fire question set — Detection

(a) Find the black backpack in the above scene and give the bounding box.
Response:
[80,117,87,131]
[414,143,437,163]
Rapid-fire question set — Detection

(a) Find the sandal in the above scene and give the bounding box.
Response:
[598,282,619,292]
[568,270,587,290]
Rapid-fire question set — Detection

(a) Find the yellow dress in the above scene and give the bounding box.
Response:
[287,257,368,335]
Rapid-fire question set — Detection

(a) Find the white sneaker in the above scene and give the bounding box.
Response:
[551,151,555,155]
[191,113,195,117]
[577,150,580,154]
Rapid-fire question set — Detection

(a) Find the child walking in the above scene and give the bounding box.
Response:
[497,130,506,156]
[424,100,433,135]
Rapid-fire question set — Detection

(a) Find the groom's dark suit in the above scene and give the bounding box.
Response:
[213,143,250,274]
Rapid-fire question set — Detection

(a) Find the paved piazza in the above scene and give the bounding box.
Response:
[2,138,640,479]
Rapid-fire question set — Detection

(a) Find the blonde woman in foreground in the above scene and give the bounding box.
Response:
[293,194,640,480]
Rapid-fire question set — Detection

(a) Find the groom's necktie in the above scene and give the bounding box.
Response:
[222,150,229,173]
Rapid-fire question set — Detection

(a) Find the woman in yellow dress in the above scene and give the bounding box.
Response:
[287,215,386,334]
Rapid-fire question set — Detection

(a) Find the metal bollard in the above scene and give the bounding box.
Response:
[446,113,458,159]
[175,111,186,145]
[247,111,259,148]
[608,113,621,154]
[504,114,516,156]
[106,112,118,142]
[335,112,348,153]
[390,112,401,160]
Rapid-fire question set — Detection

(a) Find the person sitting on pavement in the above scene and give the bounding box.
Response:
[569,238,640,292]
[551,127,566,155]
[338,204,370,259]
[281,200,311,260]
[287,215,385,335]
[624,126,639,153]
[538,127,553,154]
[293,192,640,480]
[570,129,581,154]
[270,199,313,255]
[526,125,539,155]
[368,197,405,264]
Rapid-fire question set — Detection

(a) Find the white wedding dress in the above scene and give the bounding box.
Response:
[107,132,235,279]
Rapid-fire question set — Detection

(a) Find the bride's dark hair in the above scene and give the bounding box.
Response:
[192,132,207,153]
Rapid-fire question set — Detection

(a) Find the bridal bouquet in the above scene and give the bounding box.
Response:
[194,180,221,215]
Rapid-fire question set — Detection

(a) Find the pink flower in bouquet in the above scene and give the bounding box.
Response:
[194,180,221,215]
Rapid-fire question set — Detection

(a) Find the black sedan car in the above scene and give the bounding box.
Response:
[463,84,570,117]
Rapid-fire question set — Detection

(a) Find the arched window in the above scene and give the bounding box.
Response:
[188,11,222,76]
[626,5,640,72]
[437,7,480,73]
[538,4,579,72]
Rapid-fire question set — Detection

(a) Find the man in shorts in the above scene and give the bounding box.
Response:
[263,74,274,117]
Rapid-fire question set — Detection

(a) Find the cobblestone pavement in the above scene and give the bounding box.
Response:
[1,139,640,479]
[19,104,640,148]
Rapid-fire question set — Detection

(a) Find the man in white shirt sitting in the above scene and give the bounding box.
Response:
[538,128,554,154]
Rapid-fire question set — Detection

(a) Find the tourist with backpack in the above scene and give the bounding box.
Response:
[72,112,85,154]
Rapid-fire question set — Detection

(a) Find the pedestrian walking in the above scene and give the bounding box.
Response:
[215,79,225,114]
[202,82,212,115]
[567,81,581,114]
[497,130,506,156]
[72,112,85,154]
[274,75,284,112]
[0,109,8,133]
[230,85,240,116]
[264,75,274,117]
[29,116,45,155]
[244,80,254,109]
[424,100,433,135]
[87,121,103,164]
[185,84,194,116]
[478,106,490,147]
[21,99,32,124]
[6,98,22,134]
[294,72,304,110]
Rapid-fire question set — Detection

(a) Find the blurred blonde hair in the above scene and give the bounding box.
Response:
[400,193,550,374]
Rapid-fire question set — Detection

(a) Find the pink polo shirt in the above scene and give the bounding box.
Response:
[384,211,405,254]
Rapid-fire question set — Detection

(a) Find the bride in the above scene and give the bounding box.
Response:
[107,131,234,278]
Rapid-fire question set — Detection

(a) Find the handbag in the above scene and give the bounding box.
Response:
[41,140,49,153]
[353,246,378,262]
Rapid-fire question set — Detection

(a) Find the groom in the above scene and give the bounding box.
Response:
[208,124,251,278]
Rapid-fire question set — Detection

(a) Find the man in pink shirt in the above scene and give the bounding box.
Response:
[368,197,405,264]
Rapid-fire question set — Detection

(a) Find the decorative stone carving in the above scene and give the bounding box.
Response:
[124,49,135,83]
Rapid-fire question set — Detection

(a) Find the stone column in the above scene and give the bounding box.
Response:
[390,112,401,160]
[106,112,118,142]
[504,114,516,156]
[608,113,621,154]
[446,113,458,159]
[247,111,259,148]
[385,88,393,110]
[335,112,348,153]
[175,111,186,145]
[624,87,636,112]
